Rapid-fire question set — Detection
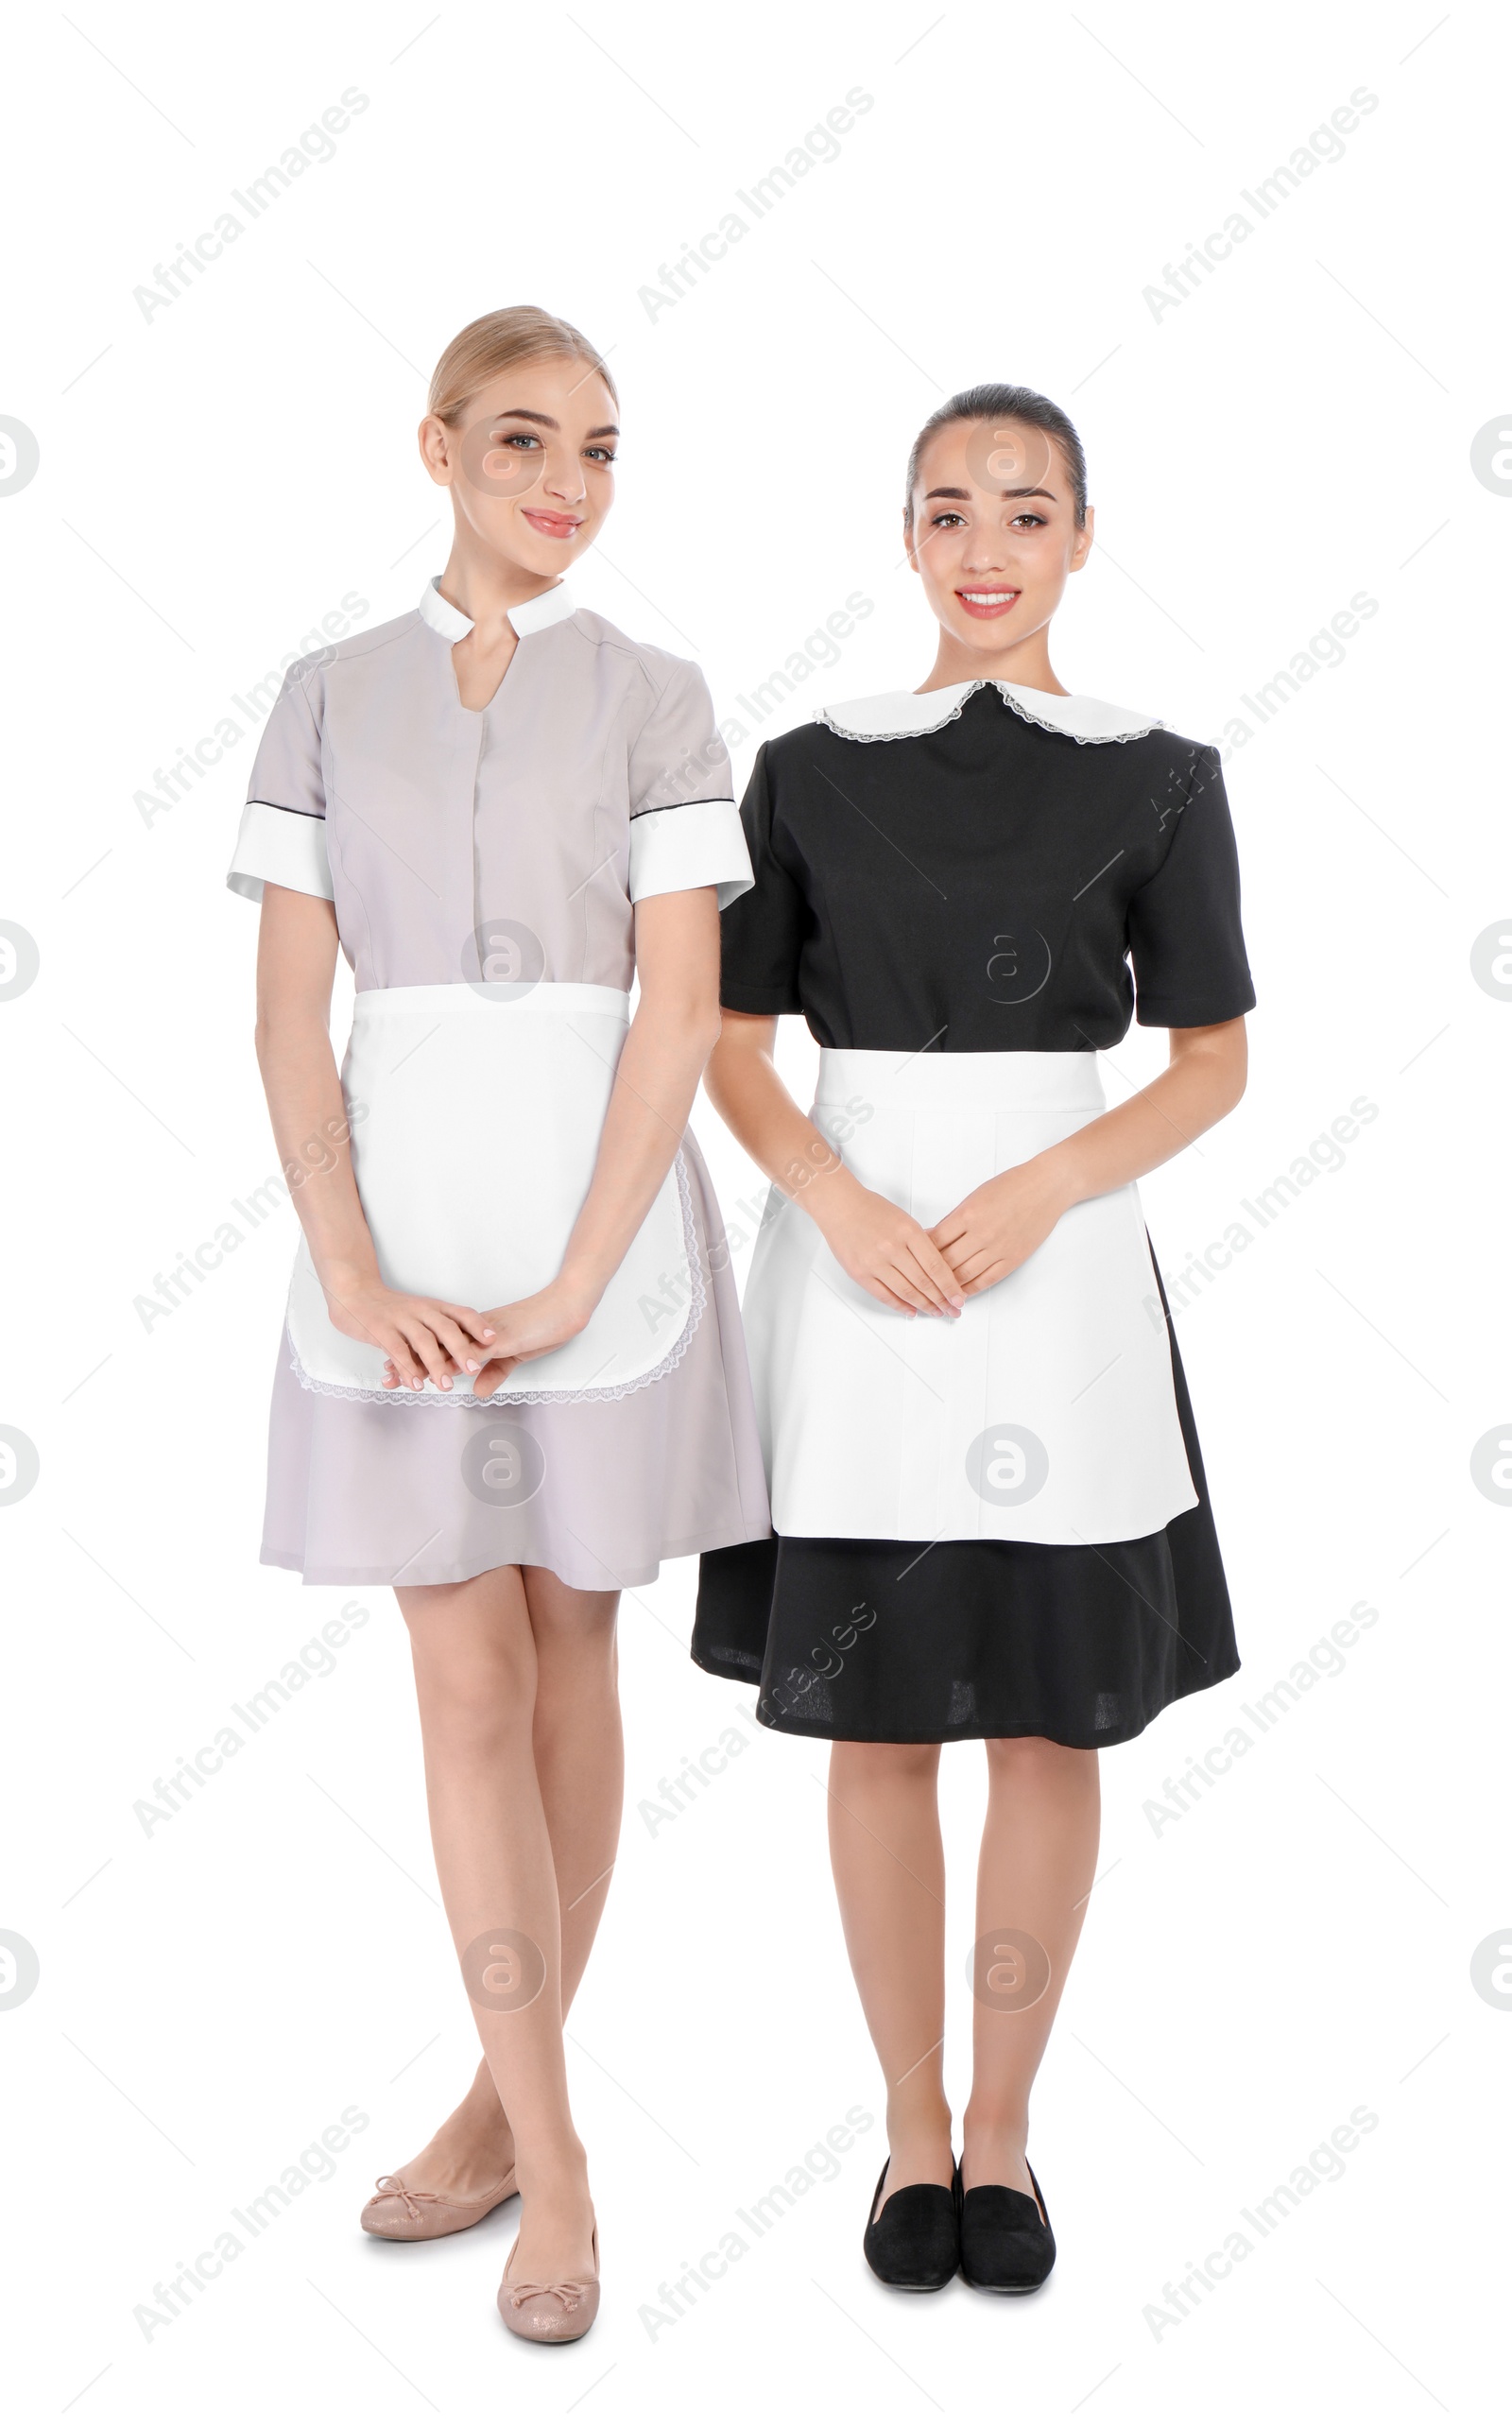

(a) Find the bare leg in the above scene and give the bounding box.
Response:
[961,1737,1100,2198]
[827,1741,954,2206]
[396,1566,599,2281]
[524,1565,624,1996]
[384,1571,623,2203]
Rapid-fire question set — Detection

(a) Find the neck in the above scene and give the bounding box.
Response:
[437,529,564,642]
[919,626,1067,697]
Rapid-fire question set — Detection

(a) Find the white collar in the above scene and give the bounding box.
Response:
[418,577,577,643]
[818,678,1160,746]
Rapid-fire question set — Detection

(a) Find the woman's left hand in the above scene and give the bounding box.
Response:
[381,1278,598,1398]
[929,1160,1072,1298]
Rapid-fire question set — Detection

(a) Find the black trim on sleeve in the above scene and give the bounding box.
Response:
[247,797,326,820]
[628,795,737,821]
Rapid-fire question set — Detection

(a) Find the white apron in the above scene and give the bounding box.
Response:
[743,1048,1196,1545]
[284,982,700,1403]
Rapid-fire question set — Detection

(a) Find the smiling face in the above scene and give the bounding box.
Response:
[419,353,619,582]
[905,416,1093,673]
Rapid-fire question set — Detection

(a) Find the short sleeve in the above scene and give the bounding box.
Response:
[227,662,334,904]
[627,659,752,910]
[1126,747,1255,1026]
[717,745,807,1015]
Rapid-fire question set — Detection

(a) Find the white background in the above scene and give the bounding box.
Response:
[2,2,1506,2420]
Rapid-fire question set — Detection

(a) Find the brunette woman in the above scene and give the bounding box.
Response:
[230,307,767,2341]
[695,385,1253,2294]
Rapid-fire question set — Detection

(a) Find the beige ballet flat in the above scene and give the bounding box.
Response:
[361,2168,518,2241]
[497,2225,600,2343]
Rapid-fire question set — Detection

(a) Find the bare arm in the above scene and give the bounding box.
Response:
[702,1010,966,1317]
[467,887,724,1394]
[255,883,496,1387]
[930,1020,1249,1294]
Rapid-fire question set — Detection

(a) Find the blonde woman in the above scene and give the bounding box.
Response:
[229,307,767,2342]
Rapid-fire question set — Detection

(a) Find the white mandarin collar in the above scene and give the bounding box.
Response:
[818,678,1160,747]
[418,577,578,643]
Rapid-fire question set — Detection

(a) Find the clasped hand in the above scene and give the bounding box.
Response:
[323,1268,595,1396]
[812,1161,1069,1316]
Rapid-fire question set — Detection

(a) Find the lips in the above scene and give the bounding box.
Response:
[522,509,583,538]
[956,588,1021,620]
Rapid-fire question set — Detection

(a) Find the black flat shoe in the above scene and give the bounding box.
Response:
[955,2160,1057,2293]
[862,2160,959,2291]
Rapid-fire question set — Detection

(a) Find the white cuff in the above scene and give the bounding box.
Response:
[227,801,335,904]
[627,799,752,910]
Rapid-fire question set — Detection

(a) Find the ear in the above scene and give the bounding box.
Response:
[902,508,920,574]
[418,413,455,488]
[1069,502,1095,571]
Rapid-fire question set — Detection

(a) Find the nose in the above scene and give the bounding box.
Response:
[542,444,586,507]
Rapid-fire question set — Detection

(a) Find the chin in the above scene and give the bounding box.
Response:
[946,614,1021,653]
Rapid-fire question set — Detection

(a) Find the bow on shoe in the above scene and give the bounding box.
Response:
[507,2279,587,2311]
[371,2175,443,2224]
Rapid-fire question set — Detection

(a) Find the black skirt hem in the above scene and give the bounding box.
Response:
[691,1628,1242,1750]
[691,1253,1240,1749]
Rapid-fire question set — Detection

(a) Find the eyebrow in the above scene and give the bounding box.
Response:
[488,406,621,439]
[923,484,1057,503]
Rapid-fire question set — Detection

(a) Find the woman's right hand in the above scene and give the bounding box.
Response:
[320,1266,497,1390]
[804,1171,965,1317]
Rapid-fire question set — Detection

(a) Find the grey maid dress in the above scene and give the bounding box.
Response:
[228,576,770,1592]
